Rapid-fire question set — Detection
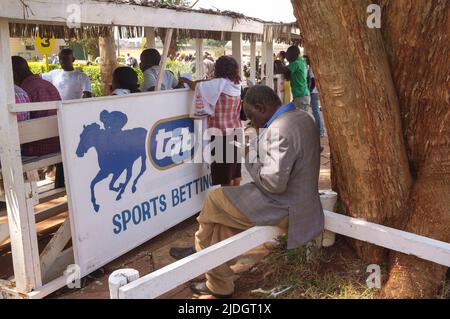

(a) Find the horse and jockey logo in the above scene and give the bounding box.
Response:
[76,110,147,212]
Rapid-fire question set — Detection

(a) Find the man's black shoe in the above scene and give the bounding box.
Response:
[169,246,196,260]
[189,282,233,299]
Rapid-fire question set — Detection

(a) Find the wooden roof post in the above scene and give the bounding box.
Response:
[155,28,173,91]
[195,38,204,80]
[264,26,274,90]
[231,32,243,79]
[99,27,117,96]
[261,39,267,84]
[265,40,274,89]
[250,40,257,84]
[0,19,42,293]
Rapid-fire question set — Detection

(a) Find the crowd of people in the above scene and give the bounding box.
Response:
[10,44,325,299]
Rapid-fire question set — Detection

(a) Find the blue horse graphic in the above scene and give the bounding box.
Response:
[76,110,148,212]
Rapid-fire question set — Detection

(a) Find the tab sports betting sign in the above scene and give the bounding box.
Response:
[58,91,211,276]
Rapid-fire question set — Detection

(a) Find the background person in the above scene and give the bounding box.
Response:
[11,56,64,187]
[42,48,92,100]
[111,67,140,96]
[14,85,30,121]
[284,45,310,111]
[178,55,243,188]
[139,48,180,92]
[203,52,215,79]
[304,55,325,137]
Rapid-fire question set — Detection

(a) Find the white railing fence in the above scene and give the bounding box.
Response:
[109,192,450,299]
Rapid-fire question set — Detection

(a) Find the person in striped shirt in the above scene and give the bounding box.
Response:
[14,85,30,121]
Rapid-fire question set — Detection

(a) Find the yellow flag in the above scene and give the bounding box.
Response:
[35,35,56,55]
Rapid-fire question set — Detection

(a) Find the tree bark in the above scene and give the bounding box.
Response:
[160,28,179,58]
[380,0,450,298]
[291,0,413,264]
[291,0,450,298]
[99,28,117,96]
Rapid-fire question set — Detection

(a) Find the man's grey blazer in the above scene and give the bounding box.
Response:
[223,108,324,249]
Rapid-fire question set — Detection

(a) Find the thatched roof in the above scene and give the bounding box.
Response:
[8,0,301,44]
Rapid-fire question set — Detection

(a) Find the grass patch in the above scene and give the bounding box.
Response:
[248,236,380,299]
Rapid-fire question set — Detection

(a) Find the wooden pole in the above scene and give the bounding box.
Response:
[195,38,204,80]
[155,28,173,91]
[265,26,274,90]
[265,41,274,90]
[250,40,256,84]
[0,19,42,293]
[231,32,243,79]
[261,40,267,82]
[116,27,120,59]
[99,27,117,96]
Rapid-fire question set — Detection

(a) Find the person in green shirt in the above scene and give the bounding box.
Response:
[284,45,311,111]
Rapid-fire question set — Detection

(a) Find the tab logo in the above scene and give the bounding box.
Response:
[147,115,195,170]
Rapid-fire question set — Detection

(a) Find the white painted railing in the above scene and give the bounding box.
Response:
[109,208,450,299]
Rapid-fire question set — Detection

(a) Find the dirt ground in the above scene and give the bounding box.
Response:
[0,136,332,299]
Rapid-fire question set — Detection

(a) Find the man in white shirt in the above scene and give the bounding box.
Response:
[139,48,179,92]
[202,52,215,79]
[42,48,92,100]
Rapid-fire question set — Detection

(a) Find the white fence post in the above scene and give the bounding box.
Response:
[109,269,140,299]
[195,38,204,80]
[0,19,42,292]
[318,190,338,247]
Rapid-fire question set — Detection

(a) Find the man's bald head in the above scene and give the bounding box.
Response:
[243,85,282,129]
[11,56,33,85]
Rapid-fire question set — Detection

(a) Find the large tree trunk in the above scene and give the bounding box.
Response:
[291,0,412,264]
[99,28,117,96]
[380,0,450,298]
[291,0,449,298]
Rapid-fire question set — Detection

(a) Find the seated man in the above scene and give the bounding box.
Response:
[11,56,61,157]
[139,48,180,92]
[172,85,324,298]
[12,56,64,187]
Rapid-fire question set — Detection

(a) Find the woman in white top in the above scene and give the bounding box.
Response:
[111,67,141,96]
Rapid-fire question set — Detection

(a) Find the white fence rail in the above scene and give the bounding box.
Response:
[109,210,450,299]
